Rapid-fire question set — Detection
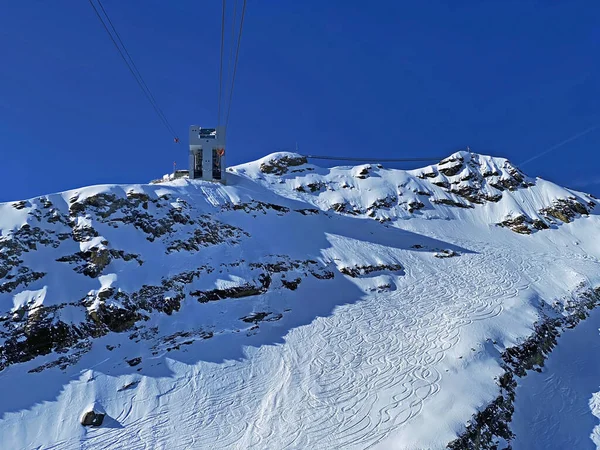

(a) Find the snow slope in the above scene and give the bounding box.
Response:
[0,151,599,449]
[511,307,600,450]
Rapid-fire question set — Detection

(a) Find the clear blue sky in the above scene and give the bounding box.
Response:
[1,0,599,201]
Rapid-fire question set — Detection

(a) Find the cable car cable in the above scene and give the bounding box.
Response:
[223,0,247,140]
[95,0,178,140]
[217,0,227,128]
[226,0,239,103]
[228,0,239,77]
[304,155,444,163]
[88,0,179,141]
[518,123,600,167]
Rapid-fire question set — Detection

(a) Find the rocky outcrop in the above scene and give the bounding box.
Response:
[434,249,458,258]
[56,247,143,278]
[353,165,372,179]
[191,258,335,302]
[295,181,327,193]
[431,198,472,209]
[192,279,270,303]
[367,195,398,212]
[225,201,290,215]
[68,192,250,254]
[340,263,403,278]
[240,312,283,324]
[497,197,594,234]
[0,303,87,371]
[81,404,106,427]
[419,152,533,207]
[126,357,142,367]
[0,269,46,294]
[329,202,365,216]
[254,151,595,239]
[260,154,308,175]
[496,215,547,235]
[166,216,248,253]
[0,223,61,293]
[0,253,337,373]
[539,197,594,224]
[294,208,320,215]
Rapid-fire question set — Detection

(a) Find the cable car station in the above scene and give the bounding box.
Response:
[188,125,226,183]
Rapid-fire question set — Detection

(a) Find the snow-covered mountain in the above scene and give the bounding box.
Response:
[1,151,599,449]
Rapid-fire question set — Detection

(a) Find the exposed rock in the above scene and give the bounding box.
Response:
[11,201,28,210]
[423,153,534,207]
[70,193,187,243]
[0,269,46,294]
[126,357,142,367]
[0,223,61,292]
[118,380,140,391]
[418,170,438,179]
[414,190,432,197]
[484,194,503,203]
[532,219,550,230]
[227,201,290,215]
[0,304,85,371]
[497,198,590,235]
[407,200,425,213]
[294,208,320,215]
[260,154,308,175]
[28,341,92,373]
[81,410,105,427]
[432,180,451,189]
[191,275,271,303]
[152,329,214,354]
[311,269,335,280]
[240,312,283,324]
[497,215,534,235]
[295,181,327,193]
[166,217,248,253]
[80,402,107,427]
[56,247,143,278]
[90,302,145,333]
[282,278,301,290]
[438,161,464,177]
[434,250,458,258]
[1,263,220,372]
[539,198,590,224]
[329,202,364,215]
[438,154,464,166]
[450,185,485,204]
[367,195,398,212]
[340,263,403,278]
[331,203,346,213]
[354,165,371,179]
[431,198,472,209]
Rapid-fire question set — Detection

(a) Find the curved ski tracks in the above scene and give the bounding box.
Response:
[68,247,586,449]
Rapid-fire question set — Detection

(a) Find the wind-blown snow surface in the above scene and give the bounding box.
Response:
[0,151,599,449]
[511,307,600,450]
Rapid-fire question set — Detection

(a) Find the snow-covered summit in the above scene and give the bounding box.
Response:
[232,150,595,233]
[0,150,599,449]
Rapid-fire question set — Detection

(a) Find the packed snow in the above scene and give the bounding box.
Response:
[0,151,599,449]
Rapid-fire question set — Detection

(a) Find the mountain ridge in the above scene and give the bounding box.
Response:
[0,150,599,449]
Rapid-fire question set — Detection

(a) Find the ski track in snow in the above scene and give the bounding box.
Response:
[61,246,557,450]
